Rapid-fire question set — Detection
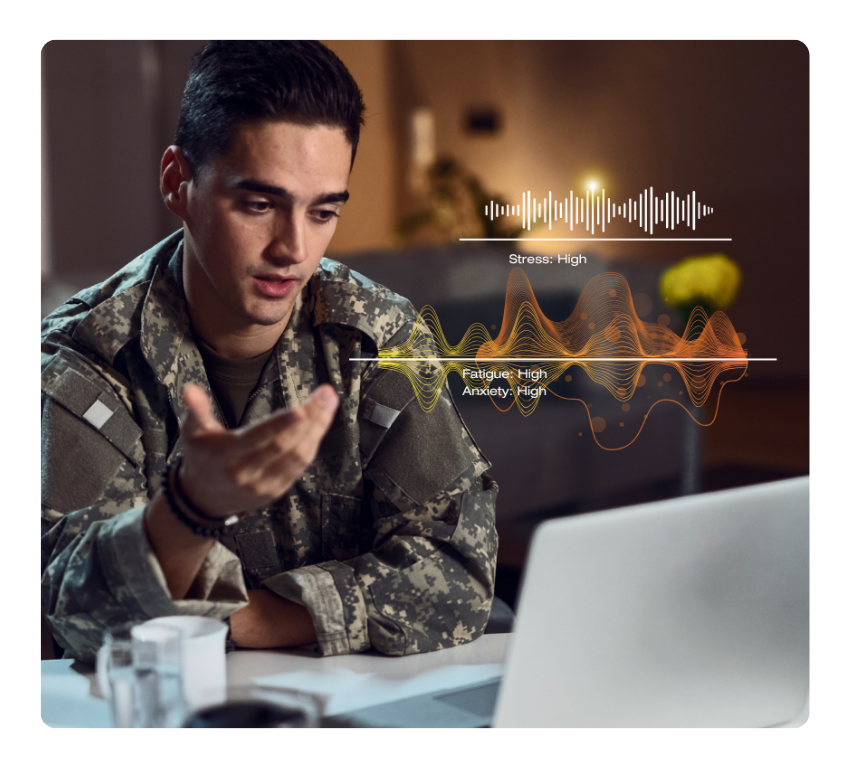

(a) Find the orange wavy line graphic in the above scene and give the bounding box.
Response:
[377,270,749,449]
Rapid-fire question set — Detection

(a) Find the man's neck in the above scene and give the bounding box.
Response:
[184,276,289,358]
[191,325,284,360]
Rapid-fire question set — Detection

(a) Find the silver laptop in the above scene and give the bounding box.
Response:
[328,476,809,727]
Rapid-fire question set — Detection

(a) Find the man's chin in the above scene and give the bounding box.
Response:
[244,310,292,327]
[243,297,298,328]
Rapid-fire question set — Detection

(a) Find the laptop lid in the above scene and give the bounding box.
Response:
[494,476,809,727]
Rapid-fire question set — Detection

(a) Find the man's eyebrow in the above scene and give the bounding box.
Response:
[316,191,350,205]
[234,179,349,205]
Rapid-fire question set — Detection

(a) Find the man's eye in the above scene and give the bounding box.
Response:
[245,201,272,213]
[312,209,339,225]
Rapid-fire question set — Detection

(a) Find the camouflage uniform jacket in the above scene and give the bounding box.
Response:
[41,231,498,664]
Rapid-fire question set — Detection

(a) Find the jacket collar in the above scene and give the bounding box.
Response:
[139,234,210,424]
[309,258,411,348]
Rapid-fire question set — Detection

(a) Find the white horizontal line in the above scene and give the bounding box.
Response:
[458,238,733,242]
[351,357,773,362]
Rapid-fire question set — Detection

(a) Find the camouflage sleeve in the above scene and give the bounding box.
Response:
[41,349,249,664]
[262,375,498,657]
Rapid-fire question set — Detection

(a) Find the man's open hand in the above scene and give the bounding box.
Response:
[177,383,339,518]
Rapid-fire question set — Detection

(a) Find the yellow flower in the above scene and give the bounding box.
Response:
[659,253,742,312]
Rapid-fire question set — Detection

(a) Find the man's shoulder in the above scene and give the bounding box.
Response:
[41,232,183,366]
[311,258,418,347]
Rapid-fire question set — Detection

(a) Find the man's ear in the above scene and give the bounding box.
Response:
[160,145,195,221]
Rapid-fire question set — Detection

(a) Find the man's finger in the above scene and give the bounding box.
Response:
[268,387,340,476]
[303,385,340,426]
[271,385,339,455]
[248,414,338,496]
[257,411,335,493]
[226,385,339,473]
[182,383,223,437]
[236,384,339,451]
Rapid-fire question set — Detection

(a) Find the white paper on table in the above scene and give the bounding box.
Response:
[254,662,505,716]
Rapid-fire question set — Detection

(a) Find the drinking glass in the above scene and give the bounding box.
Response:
[130,623,187,728]
[98,627,136,728]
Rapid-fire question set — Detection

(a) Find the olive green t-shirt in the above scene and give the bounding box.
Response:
[194,334,276,428]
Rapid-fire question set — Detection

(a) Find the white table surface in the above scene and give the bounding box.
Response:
[41,632,806,728]
[40,634,850,728]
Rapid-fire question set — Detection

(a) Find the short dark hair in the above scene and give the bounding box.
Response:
[174,41,366,175]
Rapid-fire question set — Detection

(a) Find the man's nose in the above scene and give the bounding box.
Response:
[266,214,308,264]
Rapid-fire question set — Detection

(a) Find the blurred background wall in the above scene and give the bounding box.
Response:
[42,41,809,607]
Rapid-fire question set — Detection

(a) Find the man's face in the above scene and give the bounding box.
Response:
[180,121,351,344]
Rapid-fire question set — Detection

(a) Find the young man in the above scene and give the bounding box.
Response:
[41,41,497,663]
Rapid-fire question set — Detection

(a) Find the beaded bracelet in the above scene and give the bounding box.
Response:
[160,457,240,539]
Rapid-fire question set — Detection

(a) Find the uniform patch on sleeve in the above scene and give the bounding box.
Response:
[82,400,114,429]
[42,361,142,465]
[368,392,481,507]
[41,398,130,513]
[358,371,417,465]
[361,400,400,429]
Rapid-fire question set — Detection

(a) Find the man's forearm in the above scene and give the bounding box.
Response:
[229,589,317,649]
[143,488,216,600]
[142,479,320,654]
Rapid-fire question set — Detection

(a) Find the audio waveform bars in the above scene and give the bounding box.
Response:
[376,270,749,449]
[483,188,714,233]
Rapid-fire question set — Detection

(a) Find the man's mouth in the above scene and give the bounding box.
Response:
[254,270,297,281]
[252,274,297,298]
